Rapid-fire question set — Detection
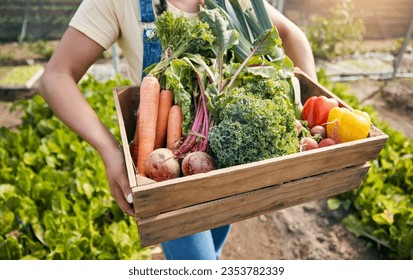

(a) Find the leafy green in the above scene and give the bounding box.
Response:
[250,0,272,31]
[0,75,151,260]
[154,11,215,56]
[199,6,238,74]
[252,26,281,54]
[149,11,215,77]
[151,3,299,164]
[202,1,296,113]
[225,0,253,41]
[205,0,252,61]
[209,77,298,168]
[204,0,288,68]
[164,59,195,135]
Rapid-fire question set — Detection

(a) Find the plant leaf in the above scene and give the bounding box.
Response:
[253,27,283,57]
[199,6,239,63]
[227,0,254,42]
[327,198,341,211]
[165,59,194,134]
[251,0,273,30]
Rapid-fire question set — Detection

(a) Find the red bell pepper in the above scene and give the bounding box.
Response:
[301,96,339,128]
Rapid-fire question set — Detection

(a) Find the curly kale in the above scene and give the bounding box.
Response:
[208,78,298,168]
[243,77,292,101]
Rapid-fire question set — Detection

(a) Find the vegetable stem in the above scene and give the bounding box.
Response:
[174,70,210,158]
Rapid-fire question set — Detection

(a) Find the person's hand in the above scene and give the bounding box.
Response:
[101,143,134,216]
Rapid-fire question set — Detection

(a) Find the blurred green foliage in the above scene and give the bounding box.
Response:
[0,75,151,260]
[304,0,365,60]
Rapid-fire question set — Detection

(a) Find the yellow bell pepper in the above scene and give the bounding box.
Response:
[326,107,371,143]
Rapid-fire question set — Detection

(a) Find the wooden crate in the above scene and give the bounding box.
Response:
[113,69,388,247]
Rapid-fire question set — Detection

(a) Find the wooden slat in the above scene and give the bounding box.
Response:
[113,87,139,190]
[137,163,370,247]
[113,86,139,141]
[133,134,386,218]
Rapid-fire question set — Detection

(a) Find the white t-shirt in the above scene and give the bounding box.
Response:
[69,0,197,85]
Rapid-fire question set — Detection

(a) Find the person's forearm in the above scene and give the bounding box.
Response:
[282,28,318,81]
[39,72,119,159]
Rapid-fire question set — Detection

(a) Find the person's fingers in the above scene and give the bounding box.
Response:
[117,168,134,204]
[110,182,134,216]
[102,143,135,216]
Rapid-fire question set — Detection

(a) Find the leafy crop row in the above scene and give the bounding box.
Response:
[0,75,151,260]
[318,70,413,260]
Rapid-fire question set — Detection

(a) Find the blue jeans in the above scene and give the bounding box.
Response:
[161,225,231,260]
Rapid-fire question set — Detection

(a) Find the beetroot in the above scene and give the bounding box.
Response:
[310,125,327,139]
[299,137,319,151]
[181,151,216,176]
[144,148,180,182]
[318,138,337,148]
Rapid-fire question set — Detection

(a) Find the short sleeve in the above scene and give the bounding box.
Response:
[69,0,120,50]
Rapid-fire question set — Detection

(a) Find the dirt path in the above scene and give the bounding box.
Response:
[0,101,24,128]
[220,199,383,260]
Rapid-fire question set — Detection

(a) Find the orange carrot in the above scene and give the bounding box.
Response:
[154,89,173,149]
[167,104,183,151]
[137,76,160,176]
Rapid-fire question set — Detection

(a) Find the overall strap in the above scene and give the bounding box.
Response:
[139,0,162,78]
[139,0,156,22]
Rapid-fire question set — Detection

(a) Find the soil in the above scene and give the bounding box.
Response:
[1,41,412,260]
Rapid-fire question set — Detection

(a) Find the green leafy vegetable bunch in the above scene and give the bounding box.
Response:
[146,0,300,165]
[149,11,216,77]
[208,76,298,168]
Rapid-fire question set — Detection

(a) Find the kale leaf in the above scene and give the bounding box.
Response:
[208,78,298,168]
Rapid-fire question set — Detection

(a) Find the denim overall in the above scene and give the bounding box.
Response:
[139,0,162,77]
[139,0,231,260]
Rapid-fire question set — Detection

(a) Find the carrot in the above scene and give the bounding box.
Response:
[137,76,160,176]
[167,104,183,151]
[154,89,173,149]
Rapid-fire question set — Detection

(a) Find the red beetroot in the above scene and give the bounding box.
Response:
[318,138,337,148]
[299,137,319,151]
[145,148,181,182]
[181,151,216,176]
[310,125,327,139]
